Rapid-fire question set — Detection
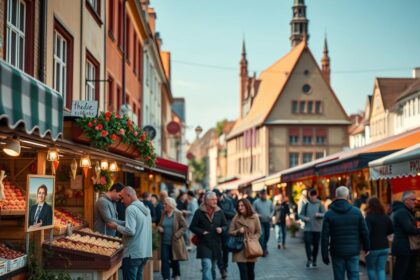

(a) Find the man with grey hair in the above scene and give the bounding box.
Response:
[190,191,227,280]
[321,186,369,280]
[391,191,420,280]
[107,186,152,280]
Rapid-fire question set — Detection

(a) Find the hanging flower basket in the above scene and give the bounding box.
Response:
[75,111,156,167]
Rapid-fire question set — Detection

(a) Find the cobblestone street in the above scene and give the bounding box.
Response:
[154,229,391,280]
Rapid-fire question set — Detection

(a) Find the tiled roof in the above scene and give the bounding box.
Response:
[376,78,417,109]
[228,41,307,139]
[396,79,420,102]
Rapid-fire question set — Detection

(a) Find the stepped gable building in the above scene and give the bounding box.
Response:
[226,0,350,180]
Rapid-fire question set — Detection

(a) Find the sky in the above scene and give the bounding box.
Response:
[152,0,420,142]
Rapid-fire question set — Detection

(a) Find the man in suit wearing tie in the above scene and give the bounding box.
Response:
[28,184,53,229]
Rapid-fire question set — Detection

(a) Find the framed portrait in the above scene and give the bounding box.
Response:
[25,175,55,232]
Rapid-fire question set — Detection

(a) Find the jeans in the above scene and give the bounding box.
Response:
[365,248,388,280]
[122,257,149,280]
[161,244,180,280]
[393,254,417,280]
[331,255,360,280]
[237,262,255,280]
[201,258,217,280]
[303,231,320,262]
[259,221,271,253]
[275,223,287,245]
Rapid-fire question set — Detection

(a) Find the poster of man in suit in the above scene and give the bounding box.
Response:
[26,175,55,232]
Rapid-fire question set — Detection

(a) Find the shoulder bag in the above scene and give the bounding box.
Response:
[226,235,244,252]
[244,233,263,258]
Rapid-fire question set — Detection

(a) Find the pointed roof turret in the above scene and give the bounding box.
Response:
[321,35,331,84]
[290,0,309,47]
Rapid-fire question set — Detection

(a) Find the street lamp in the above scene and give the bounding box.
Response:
[194,126,203,140]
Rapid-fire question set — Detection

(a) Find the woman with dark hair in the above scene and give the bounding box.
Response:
[364,197,394,280]
[229,199,261,280]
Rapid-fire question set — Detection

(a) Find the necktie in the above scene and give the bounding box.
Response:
[34,205,42,223]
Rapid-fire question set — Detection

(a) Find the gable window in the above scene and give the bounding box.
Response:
[289,153,299,168]
[302,128,313,145]
[85,51,99,101]
[307,101,313,113]
[315,101,322,114]
[86,0,102,26]
[53,20,74,109]
[289,128,299,145]
[292,100,298,113]
[6,0,25,70]
[300,101,306,113]
[108,0,115,37]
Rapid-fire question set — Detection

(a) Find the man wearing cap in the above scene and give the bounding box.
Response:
[253,190,274,257]
[213,188,236,279]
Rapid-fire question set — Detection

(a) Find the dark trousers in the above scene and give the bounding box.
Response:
[259,221,271,253]
[393,254,417,280]
[304,231,320,262]
[237,262,255,280]
[161,244,180,280]
[122,257,149,280]
[217,236,229,271]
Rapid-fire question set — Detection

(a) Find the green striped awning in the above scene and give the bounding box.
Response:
[0,60,63,141]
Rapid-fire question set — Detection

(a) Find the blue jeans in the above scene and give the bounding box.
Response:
[331,255,360,280]
[201,258,217,280]
[122,257,149,280]
[259,221,271,253]
[161,244,180,280]
[275,223,287,245]
[365,248,388,280]
[304,231,320,262]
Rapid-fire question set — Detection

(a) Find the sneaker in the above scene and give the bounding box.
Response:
[306,260,312,269]
[312,261,317,268]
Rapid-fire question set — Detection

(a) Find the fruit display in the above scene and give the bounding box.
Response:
[0,181,26,212]
[53,208,85,234]
[0,244,25,260]
[78,228,122,242]
[66,234,122,249]
[50,239,117,257]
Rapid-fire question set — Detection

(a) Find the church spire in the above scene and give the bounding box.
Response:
[321,35,331,84]
[240,38,248,118]
[290,0,309,47]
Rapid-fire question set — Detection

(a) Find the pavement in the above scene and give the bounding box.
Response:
[153,229,391,280]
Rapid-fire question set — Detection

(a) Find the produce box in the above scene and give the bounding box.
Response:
[0,259,8,275]
[8,258,19,271]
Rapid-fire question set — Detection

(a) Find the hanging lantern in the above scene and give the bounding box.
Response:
[47,147,59,161]
[70,158,78,180]
[95,161,101,181]
[100,159,109,170]
[80,155,91,177]
[109,161,118,172]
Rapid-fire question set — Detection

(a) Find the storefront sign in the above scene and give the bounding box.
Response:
[370,159,420,180]
[71,101,98,117]
[410,159,420,173]
[282,169,315,182]
[143,125,157,140]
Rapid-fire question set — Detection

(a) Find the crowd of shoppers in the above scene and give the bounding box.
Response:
[92,182,418,280]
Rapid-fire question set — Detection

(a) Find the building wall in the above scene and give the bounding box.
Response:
[208,144,218,188]
[370,85,391,142]
[395,93,420,134]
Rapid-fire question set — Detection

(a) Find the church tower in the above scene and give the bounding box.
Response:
[290,0,309,47]
[240,39,248,118]
[321,36,331,84]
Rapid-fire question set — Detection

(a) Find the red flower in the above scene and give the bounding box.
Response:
[111,134,117,141]
[140,132,146,141]
[93,119,97,124]
[127,120,132,127]
[119,128,125,135]
[101,130,108,137]
[95,124,103,131]
[146,156,151,161]
[105,117,110,122]
[87,122,93,128]
[105,112,112,118]
[134,131,139,137]
[116,113,121,119]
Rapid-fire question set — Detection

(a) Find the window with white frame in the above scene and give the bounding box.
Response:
[53,30,68,99]
[6,0,26,70]
[86,60,96,100]
[87,0,98,12]
[289,153,299,168]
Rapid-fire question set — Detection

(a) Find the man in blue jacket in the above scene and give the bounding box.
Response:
[321,186,369,280]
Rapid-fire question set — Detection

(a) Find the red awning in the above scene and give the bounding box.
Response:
[152,157,189,182]
[303,128,313,136]
[316,128,327,137]
[289,127,299,136]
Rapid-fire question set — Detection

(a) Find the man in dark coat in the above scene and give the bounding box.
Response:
[391,191,420,280]
[190,191,228,280]
[321,186,369,280]
[28,184,53,229]
[213,188,236,279]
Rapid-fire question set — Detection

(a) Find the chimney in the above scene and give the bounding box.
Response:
[413,67,420,78]
[147,7,156,35]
